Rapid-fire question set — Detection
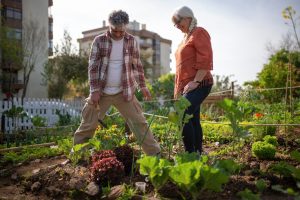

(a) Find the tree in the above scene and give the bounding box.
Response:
[140,48,154,79]
[42,31,88,99]
[0,26,23,99]
[21,20,47,99]
[152,73,175,100]
[244,50,300,103]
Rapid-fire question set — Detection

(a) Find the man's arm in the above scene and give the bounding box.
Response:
[132,38,152,100]
[88,37,101,103]
[132,38,146,89]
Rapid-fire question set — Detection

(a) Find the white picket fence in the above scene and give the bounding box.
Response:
[0,98,85,133]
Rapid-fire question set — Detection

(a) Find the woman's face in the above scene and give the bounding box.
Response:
[173,16,190,33]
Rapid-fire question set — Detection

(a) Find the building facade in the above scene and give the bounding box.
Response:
[77,20,172,80]
[0,0,53,100]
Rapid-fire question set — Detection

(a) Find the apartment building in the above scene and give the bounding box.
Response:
[77,20,172,80]
[0,0,53,100]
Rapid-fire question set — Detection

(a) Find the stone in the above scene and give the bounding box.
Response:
[85,182,100,196]
[31,181,42,192]
[11,173,18,181]
[45,186,62,197]
[32,168,40,174]
[107,185,125,200]
[69,178,86,190]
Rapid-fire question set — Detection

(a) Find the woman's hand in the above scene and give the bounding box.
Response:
[183,81,199,94]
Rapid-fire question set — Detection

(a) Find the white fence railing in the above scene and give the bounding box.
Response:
[0,98,84,133]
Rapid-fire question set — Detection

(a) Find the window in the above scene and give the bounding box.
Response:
[6,29,22,40]
[49,40,53,49]
[49,23,53,32]
[15,29,22,40]
[5,7,22,20]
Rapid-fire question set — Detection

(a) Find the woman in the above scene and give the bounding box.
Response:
[172,6,213,154]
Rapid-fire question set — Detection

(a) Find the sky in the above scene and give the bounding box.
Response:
[51,0,300,86]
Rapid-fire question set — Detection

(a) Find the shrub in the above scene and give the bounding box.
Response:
[263,135,278,147]
[252,141,276,160]
[90,157,124,185]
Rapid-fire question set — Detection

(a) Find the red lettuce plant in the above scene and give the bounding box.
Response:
[113,144,135,175]
[90,157,125,185]
[91,149,116,163]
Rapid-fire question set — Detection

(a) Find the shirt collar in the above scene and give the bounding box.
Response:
[106,30,130,41]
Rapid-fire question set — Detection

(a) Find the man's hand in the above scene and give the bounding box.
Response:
[141,87,152,101]
[90,91,100,105]
[183,81,199,94]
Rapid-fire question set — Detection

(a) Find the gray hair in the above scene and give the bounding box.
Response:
[173,6,197,34]
[108,10,129,26]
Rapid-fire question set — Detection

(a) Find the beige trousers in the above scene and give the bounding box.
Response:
[73,92,161,156]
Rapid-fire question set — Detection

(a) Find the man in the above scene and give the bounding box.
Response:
[73,10,160,156]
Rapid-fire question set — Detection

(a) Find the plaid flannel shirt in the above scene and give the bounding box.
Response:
[88,31,146,101]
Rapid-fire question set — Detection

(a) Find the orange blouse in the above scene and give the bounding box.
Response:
[174,27,213,98]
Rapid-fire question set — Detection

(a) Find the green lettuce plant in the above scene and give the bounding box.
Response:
[137,156,171,192]
[251,141,276,160]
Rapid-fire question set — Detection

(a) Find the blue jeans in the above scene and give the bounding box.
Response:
[182,85,212,153]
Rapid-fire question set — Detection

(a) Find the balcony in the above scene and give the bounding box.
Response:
[1,80,24,91]
[48,0,53,7]
[140,41,152,49]
[2,18,22,29]
[12,80,24,90]
[49,31,53,40]
[1,62,23,71]
[48,48,53,56]
[2,0,22,9]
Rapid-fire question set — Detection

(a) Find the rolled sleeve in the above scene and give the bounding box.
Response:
[88,37,101,93]
[193,29,213,70]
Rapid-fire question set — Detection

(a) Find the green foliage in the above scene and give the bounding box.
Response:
[272,185,300,198]
[244,50,300,103]
[255,179,267,193]
[3,106,28,131]
[291,150,300,163]
[174,152,204,165]
[68,143,89,165]
[202,123,233,143]
[57,138,73,155]
[213,159,240,175]
[169,159,229,199]
[263,135,278,147]
[169,161,203,199]
[42,31,88,99]
[269,161,295,178]
[137,156,171,191]
[93,125,126,150]
[1,147,61,165]
[167,97,192,153]
[116,184,137,200]
[31,115,47,127]
[251,141,276,160]
[217,98,252,138]
[237,188,260,200]
[55,110,71,126]
[137,154,234,200]
[152,73,175,101]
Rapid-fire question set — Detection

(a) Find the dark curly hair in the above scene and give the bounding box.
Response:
[108,10,129,26]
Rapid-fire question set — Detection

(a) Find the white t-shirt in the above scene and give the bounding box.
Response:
[103,38,124,95]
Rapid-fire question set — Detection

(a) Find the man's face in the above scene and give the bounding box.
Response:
[109,25,126,40]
